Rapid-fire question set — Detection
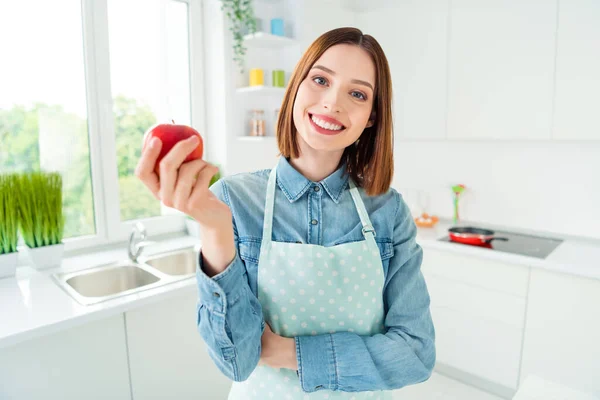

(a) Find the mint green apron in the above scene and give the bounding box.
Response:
[228,165,392,399]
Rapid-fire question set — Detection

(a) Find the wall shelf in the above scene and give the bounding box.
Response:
[243,32,296,48]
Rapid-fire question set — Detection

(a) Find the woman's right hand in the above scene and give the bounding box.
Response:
[134,135,232,234]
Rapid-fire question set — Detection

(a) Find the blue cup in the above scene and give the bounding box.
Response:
[270,18,284,36]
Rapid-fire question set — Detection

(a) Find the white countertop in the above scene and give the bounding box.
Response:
[1,223,599,350]
[0,235,200,350]
[417,219,600,281]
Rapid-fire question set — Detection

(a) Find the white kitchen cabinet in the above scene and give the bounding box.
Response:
[421,247,529,394]
[125,288,232,400]
[520,268,600,397]
[552,0,600,140]
[357,0,449,140]
[446,0,557,140]
[0,315,131,400]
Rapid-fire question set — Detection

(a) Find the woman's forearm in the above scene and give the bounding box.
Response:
[200,227,236,277]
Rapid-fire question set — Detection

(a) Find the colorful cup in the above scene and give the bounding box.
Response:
[272,70,285,87]
[249,68,264,86]
[270,18,284,37]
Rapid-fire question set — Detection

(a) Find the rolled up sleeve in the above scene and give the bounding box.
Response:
[195,180,265,382]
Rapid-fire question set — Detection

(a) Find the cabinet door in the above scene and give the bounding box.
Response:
[0,315,131,400]
[520,268,600,396]
[431,305,524,390]
[447,0,557,140]
[125,288,232,400]
[421,248,529,390]
[358,0,449,140]
[552,0,600,140]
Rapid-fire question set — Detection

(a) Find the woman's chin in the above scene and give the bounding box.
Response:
[300,130,348,152]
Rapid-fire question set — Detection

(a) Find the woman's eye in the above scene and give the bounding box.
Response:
[313,76,327,86]
[352,91,366,100]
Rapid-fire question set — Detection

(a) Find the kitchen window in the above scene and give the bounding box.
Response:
[0,0,206,253]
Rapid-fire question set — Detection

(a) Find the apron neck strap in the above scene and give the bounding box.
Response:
[262,166,278,245]
[348,180,376,238]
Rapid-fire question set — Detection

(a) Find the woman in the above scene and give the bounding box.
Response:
[136,27,435,399]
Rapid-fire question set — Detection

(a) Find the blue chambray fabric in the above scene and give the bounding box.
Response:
[195,157,435,395]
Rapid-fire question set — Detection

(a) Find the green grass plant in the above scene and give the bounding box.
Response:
[17,172,65,248]
[0,174,19,255]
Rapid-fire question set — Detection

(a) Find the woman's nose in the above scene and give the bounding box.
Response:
[322,89,342,113]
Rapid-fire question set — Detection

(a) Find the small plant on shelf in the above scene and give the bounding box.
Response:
[219,0,258,73]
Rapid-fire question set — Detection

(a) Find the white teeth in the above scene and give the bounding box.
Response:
[311,115,343,131]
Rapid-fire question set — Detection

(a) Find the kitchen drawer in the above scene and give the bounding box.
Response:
[421,247,530,298]
[426,274,527,328]
[432,305,523,390]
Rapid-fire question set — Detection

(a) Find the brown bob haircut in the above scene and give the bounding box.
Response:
[276,27,394,196]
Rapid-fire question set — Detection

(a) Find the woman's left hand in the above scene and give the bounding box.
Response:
[259,322,298,370]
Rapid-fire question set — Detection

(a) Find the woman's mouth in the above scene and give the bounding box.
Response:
[308,113,346,136]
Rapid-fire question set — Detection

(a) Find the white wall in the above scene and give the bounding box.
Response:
[355,0,600,240]
[205,0,600,241]
[201,0,231,168]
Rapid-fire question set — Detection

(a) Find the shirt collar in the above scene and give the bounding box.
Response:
[276,157,349,204]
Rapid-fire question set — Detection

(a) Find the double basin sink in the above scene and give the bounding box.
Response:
[52,246,199,306]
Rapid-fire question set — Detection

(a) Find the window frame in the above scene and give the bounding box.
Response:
[63,0,207,253]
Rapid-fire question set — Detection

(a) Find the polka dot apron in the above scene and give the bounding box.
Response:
[228,166,392,400]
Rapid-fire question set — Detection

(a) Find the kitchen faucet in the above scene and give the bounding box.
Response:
[128,222,157,262]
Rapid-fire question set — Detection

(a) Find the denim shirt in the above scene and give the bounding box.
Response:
[195,157,436,393]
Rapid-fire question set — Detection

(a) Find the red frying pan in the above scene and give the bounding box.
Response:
[448,227,509,246]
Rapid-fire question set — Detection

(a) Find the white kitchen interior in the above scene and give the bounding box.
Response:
[0,0,599,399]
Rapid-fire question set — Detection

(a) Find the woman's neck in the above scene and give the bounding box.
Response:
[289,138,343,182]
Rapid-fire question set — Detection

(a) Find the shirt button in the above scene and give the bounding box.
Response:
[311,219,318,225]
[314,186,320,192]
[213,292,220,298]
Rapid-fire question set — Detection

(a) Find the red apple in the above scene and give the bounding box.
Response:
[143,122,204,175]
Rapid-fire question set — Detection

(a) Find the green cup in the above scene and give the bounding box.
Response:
[272,70,285,88]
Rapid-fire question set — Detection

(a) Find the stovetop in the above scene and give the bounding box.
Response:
[437,229,564,259]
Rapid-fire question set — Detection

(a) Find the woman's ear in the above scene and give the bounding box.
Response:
[365,111,376,128]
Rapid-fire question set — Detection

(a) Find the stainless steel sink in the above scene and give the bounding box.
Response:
[53,246,199,306]
[139,246,198,276]
[66,263,160,297]
[53,261,167,306]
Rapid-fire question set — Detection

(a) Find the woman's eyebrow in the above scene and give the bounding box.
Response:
[312,65,374,91]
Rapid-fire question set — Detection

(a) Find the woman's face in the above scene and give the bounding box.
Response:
[292,44,376,154]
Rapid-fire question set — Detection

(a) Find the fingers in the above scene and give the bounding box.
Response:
[172,159,210,212]
[190,163,219,203]
[159,136,201,207]
[135,137,162,199]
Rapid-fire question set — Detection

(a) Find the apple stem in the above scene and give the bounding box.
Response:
[171,119,175,124]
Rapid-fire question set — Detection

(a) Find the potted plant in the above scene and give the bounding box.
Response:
[17,172,65,270]
[186,165,223,238]
[0,174,19,279]
[219,0,258,73]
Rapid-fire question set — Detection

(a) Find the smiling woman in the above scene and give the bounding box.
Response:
[161,27,437,399]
